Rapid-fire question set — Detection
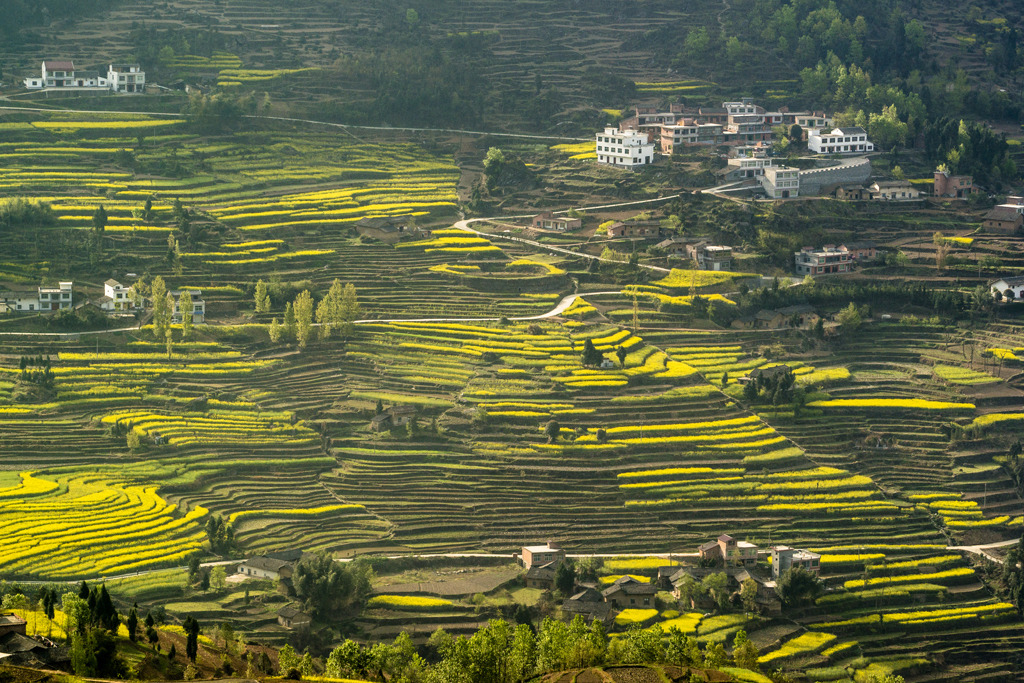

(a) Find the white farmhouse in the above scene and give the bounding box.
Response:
[595,127,655,169]
[991,276,1024,302]
[107,64,146,93]
[100,279,136,311]
[171,289,205,324]
[24,60,145,93]
[808,127,875,154]
[0,281,73,313]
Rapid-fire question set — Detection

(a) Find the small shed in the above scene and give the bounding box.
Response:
[277,605,312,629]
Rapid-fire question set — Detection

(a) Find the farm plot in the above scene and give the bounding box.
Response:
[0,341,392,577]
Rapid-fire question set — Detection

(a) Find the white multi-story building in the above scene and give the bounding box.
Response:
[100,279,137,311]
[760,166,800,198]
[107,63,146,93]
[24,61,145,93]
[727,156,774,178]
[794,246,851,276]
[595,127,655,169]
[171,289,205,324]
[808,127,875,154]
[0,281,73,313]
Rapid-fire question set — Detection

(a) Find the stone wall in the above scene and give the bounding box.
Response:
[798,157,871,196]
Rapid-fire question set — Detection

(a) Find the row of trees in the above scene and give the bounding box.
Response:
[322,616,762,683]
[265,280,360,347]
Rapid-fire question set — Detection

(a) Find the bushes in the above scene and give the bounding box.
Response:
[0,197,55,229]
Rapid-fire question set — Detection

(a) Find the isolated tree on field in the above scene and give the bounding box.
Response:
[294,290,314,348]
[581,338,602,366]
[92,205,107,234]
[254,279,270,314]
[180,290,194,339]
[933,231,950,271]
[545,419,561,443]
[151,276,170,340]
[268,317,282,343]
[616,346,627,368]
[183,615,200,662]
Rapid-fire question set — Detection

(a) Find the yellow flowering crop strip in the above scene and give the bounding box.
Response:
[615,608,659,625]
[604,557,679,571]
[0,472,207,578]
[968,413,1024,429]
[758,632,836,665]
[506,259,567,275]
[933,364,999,385]
[844,567,975,589]
[367,595,454,610]
[807,398,975,410]
[31,120,184,129]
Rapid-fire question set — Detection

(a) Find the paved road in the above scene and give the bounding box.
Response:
[948,538,1020,565]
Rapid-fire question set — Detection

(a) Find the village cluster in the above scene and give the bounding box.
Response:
[592,99,1006,207]
[521,537,820,626]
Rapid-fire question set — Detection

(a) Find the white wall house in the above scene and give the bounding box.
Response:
[727,156,774,178]
[808,127,875,154]
[108,64,146,93]
[595,127,655,169]
[171,289,205,324]
[991,276,1024,301]
[760,166,800,198]
[100,279,137,311]
[24,61,144,92]
[0,282,73,313]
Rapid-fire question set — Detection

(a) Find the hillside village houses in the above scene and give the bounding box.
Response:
[982,196,1024,234]
[24,61,146,93]
[933,168,976,198]
[0,281,73,314]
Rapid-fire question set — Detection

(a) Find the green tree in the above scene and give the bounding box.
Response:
[268,317,282,343]
[616,346,627,367]
[581,338,603,366]
[126,605,138,643]
[545,419,561,443]
[701,572,730,610]
[740,578,759,613]
[775,566,823,608]
[293,552,373,619]
[183,615,200,662]
[554,560,576,595]
[210,566,226,591]
[283,302,296,340]
[151,276,171,340]
[254,279,270,313]
[732,629,760,670]
[868,104,909,150]
[293,290,314,348]
[339,282,360,337]
[279,644,302,675]
[179,290,194,339]
[92,205,107,234]
[835,302,862,336]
